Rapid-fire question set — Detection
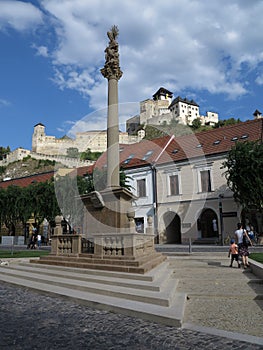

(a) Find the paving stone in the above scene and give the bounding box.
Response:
[0,282,262,350]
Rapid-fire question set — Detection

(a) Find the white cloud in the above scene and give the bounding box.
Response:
[0,98,11,107]
[33,45,49,57]
[255,73,263,86]
[38,0,263,108]
[0,1,43,31]
[3,0,263,115]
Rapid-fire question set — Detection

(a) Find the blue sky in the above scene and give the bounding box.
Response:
[1,0,263,151]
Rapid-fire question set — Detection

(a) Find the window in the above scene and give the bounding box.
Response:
[170,175,179,195]
[142,150,153,160]
[200,170,212,192]
[137,179,146,197]
[135,218,144,233]
[213,140,221,145]
[124,154,134,164]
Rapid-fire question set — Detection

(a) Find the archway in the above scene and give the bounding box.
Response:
[164,211,181,244]
[199,209,218,239]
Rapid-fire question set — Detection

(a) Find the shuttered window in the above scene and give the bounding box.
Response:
[170,175,179,195]
[137,179,146,197]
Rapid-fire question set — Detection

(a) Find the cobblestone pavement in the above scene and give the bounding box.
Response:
[0,282,262,350]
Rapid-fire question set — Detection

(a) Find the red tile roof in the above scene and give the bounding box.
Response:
[159,118,262,165]
[2,119,261,186]
[0,171,54,189]
[76,164,95,177]
[95,135,172,170]
[94,118,263,170]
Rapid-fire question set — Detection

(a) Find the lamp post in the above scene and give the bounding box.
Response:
[219,194,224,245]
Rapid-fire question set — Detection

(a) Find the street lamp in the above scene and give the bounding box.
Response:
[218,194,224,245]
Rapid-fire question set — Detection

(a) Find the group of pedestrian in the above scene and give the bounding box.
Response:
[228,222,253,269]
[27,227,42,249]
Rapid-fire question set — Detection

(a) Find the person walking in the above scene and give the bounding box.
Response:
[235,222,252,269]
[228,238,240,268]
[37,233,42,249]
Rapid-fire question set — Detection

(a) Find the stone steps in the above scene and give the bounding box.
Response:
[0,259,186,327]
[32,252,166,274]
[10,260,173,291]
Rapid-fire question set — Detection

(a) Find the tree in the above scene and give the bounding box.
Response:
[66,147,79,158]
[0,146,10,160]
[16,187,33,232]
[144,125,166,140]
[80,148,102,161]
[0,179,60,236]
[144,118,192,140]
[222,140,263,211]
[26,180,61,230]
[55,174,84,231]
[0,185,24,234]
[191,118,202,130]
[214,118,241,129]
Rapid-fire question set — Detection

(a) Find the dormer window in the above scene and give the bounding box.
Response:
[213,140,221,145]
[123,154,134,164]
[142,150,153,161]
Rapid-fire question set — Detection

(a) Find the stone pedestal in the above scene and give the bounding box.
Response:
[81,187,133,234]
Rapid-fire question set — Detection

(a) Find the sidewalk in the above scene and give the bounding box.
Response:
[169,253,263,341]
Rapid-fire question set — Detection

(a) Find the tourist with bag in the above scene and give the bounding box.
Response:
[235,223,253,269]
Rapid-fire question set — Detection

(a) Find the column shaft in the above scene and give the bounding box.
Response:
[107,78,120,188]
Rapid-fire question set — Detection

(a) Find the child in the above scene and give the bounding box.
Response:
[228,238,240,268]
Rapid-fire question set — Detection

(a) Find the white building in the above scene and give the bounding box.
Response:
[126,87,219,134]
[108,118,263,244]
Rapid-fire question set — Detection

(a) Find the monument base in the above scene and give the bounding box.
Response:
[33,249,166,274]
[41,187,165,274]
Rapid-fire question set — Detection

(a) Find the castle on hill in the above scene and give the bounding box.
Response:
[31,123,144,155]
[6,87,262,170]
[126,87,219,134]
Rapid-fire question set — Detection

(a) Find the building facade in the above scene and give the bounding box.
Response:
[121,119,263,244]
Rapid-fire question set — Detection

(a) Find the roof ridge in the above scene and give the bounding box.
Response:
[1,170,54,183]
[182,118,261,138]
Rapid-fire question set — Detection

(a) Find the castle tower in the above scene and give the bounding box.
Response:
[32,123,46,152]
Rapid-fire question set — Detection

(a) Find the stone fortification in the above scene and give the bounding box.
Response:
[0,149,92,169]
[32,123,144,156]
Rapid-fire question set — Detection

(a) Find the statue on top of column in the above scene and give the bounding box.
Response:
[101,25,123,81]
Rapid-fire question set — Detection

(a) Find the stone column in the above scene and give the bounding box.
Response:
[101,25,123,188]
